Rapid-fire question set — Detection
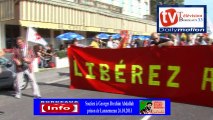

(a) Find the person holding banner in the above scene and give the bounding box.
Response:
[70,38,79,46]
[107,36,114,48]
[90,36,100,48]
[12,37,41,99]
[150,32,174,47]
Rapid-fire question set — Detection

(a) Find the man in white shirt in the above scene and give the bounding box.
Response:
[107,36,114,48]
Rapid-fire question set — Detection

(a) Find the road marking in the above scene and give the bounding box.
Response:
[45,78,70,84]
[46,78,152,120]
[141,115,152,120]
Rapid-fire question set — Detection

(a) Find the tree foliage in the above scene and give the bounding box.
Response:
[150,0,184,20]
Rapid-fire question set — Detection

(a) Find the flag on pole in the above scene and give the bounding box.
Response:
[118,30,129,48]
[26,27,48,46]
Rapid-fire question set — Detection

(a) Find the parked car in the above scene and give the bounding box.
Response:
[0,53,29,90]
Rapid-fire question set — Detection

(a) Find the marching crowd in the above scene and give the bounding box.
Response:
[75,32,213,49]
[0,32,212,99]
[33,44,55,68]
[1,32,212,71]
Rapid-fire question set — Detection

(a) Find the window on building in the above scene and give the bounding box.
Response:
[37,28,50,44]
[5,25,20,48]
[144,2,149,15]
[37,28,50,38]
[54,30,62,50]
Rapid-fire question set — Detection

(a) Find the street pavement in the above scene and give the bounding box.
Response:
[35,67,70,83]
[0,67,213,120]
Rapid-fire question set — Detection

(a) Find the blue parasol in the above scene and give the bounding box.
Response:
[111,33,121,39]
[132,35,146,40]
[56,32,85,41]
[97,33,110,39]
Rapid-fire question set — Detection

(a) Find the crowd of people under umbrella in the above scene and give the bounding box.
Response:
[82,32,213,48]
[33,32,213,68]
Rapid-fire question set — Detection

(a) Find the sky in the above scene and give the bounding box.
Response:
[184,0,213,22]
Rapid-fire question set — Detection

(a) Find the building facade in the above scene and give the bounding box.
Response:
[98,0,150,19]
[0,0,156,49]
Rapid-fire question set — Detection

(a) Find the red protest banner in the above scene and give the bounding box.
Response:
[67,45,213,107]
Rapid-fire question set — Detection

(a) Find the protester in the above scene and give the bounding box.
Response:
[112,40,120,48]
[205,37,212,45]
[49,44,55,53]
[179,37,187,46]
[44,45,55,62]
[117,35,130,48]
[202,34,212,45]
[187,34,195,46]
[125,42,131,48]
[197,34,207,45]
[194,36,201,45]
[150,32,174,47]
[142,38,150,47]
[36,45,47,68]
[70,38,79,46]
[135,39,142,47]
[130,40,137,48]
[68,38,86,47]
[12,37,41,99]
[107,36,114,48]
[99,39,107,48]
[59,44,65,50]
[46,45,55,56]
[170,34,179,46]
[90,36,100,48]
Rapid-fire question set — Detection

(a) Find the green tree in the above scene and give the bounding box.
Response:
[163,0,184,5]
[150,0,184,21]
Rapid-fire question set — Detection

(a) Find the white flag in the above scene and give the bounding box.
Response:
[26,27,48,46]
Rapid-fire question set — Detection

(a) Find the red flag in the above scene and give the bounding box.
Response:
[118,30,129,48]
